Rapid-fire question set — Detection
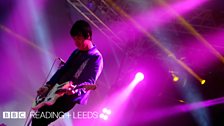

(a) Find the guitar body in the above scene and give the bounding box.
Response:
[32,81,96,110]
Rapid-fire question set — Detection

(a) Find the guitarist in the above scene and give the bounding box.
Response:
[31,20,103,126]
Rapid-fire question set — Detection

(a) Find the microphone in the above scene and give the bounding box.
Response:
[58,57,65,65]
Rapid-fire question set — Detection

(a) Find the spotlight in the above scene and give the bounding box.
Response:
[173,76,179,82]
[86,0,97,12]
[172,73,179,82]
[201,80,206,85]
[135,72,144,82]
[169,70,179,82]
[178,99,185,103]
[129,72,144,88]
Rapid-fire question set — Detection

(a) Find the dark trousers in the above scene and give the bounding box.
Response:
[31,95,77,126]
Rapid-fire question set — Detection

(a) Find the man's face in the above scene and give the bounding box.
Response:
[73,34,85,48]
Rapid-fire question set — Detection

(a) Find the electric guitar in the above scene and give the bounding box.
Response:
[32,81,96,110]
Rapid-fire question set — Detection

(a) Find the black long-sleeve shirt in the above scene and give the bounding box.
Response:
[46,46,103,104]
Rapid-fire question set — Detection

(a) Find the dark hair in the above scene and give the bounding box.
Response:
[70,20,92,40]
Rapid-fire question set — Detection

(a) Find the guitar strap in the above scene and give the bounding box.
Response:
[73,58,90,79]
[69,50,91,85]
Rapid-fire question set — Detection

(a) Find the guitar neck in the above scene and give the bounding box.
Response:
[77,84,96,90]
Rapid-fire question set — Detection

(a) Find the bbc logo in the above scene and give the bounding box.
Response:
[2,111,26,119]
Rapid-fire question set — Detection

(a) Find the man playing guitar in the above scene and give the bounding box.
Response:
[31,20,103,126]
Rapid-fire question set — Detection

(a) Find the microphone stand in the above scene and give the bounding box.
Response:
[24,57,65,126]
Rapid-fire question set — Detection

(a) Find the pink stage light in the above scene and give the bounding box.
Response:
[97,72,144,124]
[135,72,144,82]
[130,72,144,88]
